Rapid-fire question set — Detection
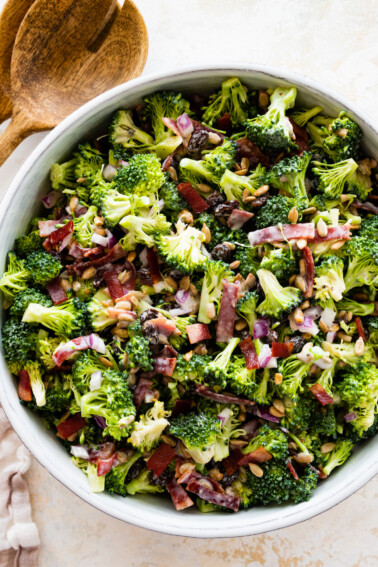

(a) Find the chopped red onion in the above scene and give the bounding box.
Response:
[344,412,358,422]
[42,190,61,209]
[118,160,129,168]
[90,371,103,391]
[106,229,117,248]
[217,408,232,427]
[70,445,90,459]
[320,307,336,329]
[94,416,107,429]
[177,113,194,141]
[103,164,118,181]
[258,344,272,368]
[254,405,280,423]
[266,356,278,369]
[253,318,270,339]
[162,117,182,138]
[290,314,319,336]
[168,308,190,317]
[175,289,189,304]
[174,289,199,314]
[303,305,322,320]
[91,232,109,247]
[326,331,337,343]
[87,334,106,354]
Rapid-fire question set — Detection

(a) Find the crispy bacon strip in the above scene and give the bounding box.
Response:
[309,383,334,406]
[301,246,315,298]
[38,219,59,237]
[239,337,259,369]
[132,378,153,409]
[97,454,117,477]
[312,225,351,244]
[177,183,210,214]
[57,414,86,440]
[153,357,177,377]
[271,342,293,358]
[159,345,179,358]
[186,323,211,344]
[103,270,124,300]
[355,317,366,341]
[227,209,254,230]
[18,370,32,402]
[217,113,231,134]
[52,334,105,366]
[166,477,194,511]
[46,278,67,305]
[146,248,161,284]
[67,243,127,275]
[171,399,193,418]
[88,442,116,464]
[186,479,240,512]
[287,458,299,480]
[195,384,255,407]
[248,223,315,247]
[223,449,244,476]
[50,220,74,244]
[238,446,272,466]
[216,282,238,343]
[147,443,176,477]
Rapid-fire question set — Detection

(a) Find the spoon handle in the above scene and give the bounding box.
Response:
[0,112,44,166]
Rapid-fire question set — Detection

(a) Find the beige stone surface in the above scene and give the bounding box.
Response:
[0,0,377,565]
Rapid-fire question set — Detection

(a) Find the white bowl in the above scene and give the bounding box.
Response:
[0,64,377,538]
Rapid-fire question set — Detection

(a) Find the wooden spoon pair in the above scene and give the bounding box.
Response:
[0,0,148,166]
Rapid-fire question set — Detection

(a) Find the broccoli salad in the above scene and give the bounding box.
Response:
[1,77,378,513]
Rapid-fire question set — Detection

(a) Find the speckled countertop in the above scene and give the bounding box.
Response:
[0,0,377,565]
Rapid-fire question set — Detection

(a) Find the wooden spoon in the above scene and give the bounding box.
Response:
[0,0,148,166]
[0,0,35,123]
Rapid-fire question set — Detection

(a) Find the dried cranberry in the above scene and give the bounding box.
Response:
[211,243,233,262]
[219,469,238,488]
[213,200,239,217]
[206,191,225,209]
[187,130,209,154]
[137,267,153,286]
[237,328,250,341]
[127,458,145,481]
[149,470,170,487]
[288,335,306,353]
[140,308,160,325]
[265,329,279,346]
[250,194,269,208]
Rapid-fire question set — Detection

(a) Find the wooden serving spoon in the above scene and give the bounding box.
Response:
[0,0,35,123]
[0,0,148,166]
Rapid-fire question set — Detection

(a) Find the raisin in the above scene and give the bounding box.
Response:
[211,243,233,262]
[137,267,153,286]
[188,130,209,154]
[213,200,239,217]
[140,308,160,325]
[206,191,225,209]
[168,269,186,281]
[288,335,306,353]
[265,329,279,346]
[142,321,160,345]
[126,458,145,481]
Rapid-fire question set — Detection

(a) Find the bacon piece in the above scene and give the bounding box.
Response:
[248,223,315,247]
[153,357,177,377]
[67,243,127,275]
[88,442,116,464]
[171,399,193,418]
[216,282,238,343]
[223,449,244,476]
[301,246,315,298]
[186,479,240,512]
[353,199,378,215]
[147,317,177,337]
[97,453,117,477]
[236,137,270,168]
[52,334,106,366]
[103,270,124,300]
[57,414,86,440]
[227,209,254,230]
[162,117,182,138]
[18,370,32,402]
[312,225,351,244]
[239,337,259,369]
[309,383,334,406]
[186,323,211,344]
[162,153,174,172]
[132,378,153,409]
[147,443,177,477]
[83,246,104,258]
[50,220,74,244]
[38,219,59,237]
[195,384,255,407]
[271,342,293,358]
[59,232,73,252]
[355,317,366,341]
[107,307,136,320]
[122,261,137,293]
[146,248,161,284]
[238,446,272,466]
[46,278,67,305]
[287,458,299,480]
[166,477,194,511]
[177,183,210,214]
[217,113,232,134]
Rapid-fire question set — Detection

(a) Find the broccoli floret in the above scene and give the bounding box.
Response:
[125,469,164,495]
[159,179,186,213]
[226,356,257,396]
[234,245,260,278]
[14,231,43,258]
[278,354,311,399]
[322,340,375,365]
[202,77,252,126]
[172,354,211,385]
[105,451,142,496]
[114,153,165,197]
[321,439,354,476]
[42,373,72,413]
[73,206,98,248]
[24,251,62,287]
[267,152,312,199]
[243,460,293,505]
[2,318,37,365]
[72,351,111,394]
[119,211,171,250]
[323,112,362,162]
[256,269,301,318]
[142,90,191,143]
[0,252,30,302]
[22,298,88,338]
[198,261,232,324]
[72,457,105,493]
[365,317,378,344]
[37,334,63,370]
[310,404,337,438]
[73,142,105,185]
[336,298,374,317]
[24,360,46,407]
[88,289,116,332]
[311,357,338,397]
[314,255,346,303]
[245,86,297,153]
[156,219,208,273]
[252,366,272,405]
[290,465,319,503]
[196,212,246,249]
[236,290,259,334]
[337,363,378,438]
[109,109,155,153]
[169,315,196,351]
[92,184,151,228]
[290,106,323,128]
[129,401,171,452]
[359,215,378,240]
[80,369,136,440]
[219,164,266,205]
[50,157,77,190]
[255,194,303,229]
[312,158,358,199]
[282,397,314,431]
[344,234,378,292]
[260,249,297,283]
[10,288,52,318]
[205,337,240,390]
[170,410,221,464]
[346,169,372,201]
[126,321,154,371]
[179,140,238,186]
[242,423,289,460]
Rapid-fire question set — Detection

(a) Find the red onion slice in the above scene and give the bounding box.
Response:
[344,412,358,422]
[106,230,117,248]
[258,344,272,368]
[253,318,270,339]
[91,232,109,247]
[103,164,117,181]
[326,331,336,343]
[173,289,199,314]
[42,190,61,209]
[303,305,322,320]
[177,113,194,140]
[290,314,319,336]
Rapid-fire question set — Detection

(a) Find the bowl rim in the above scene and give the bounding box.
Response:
[1,62,377,538]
